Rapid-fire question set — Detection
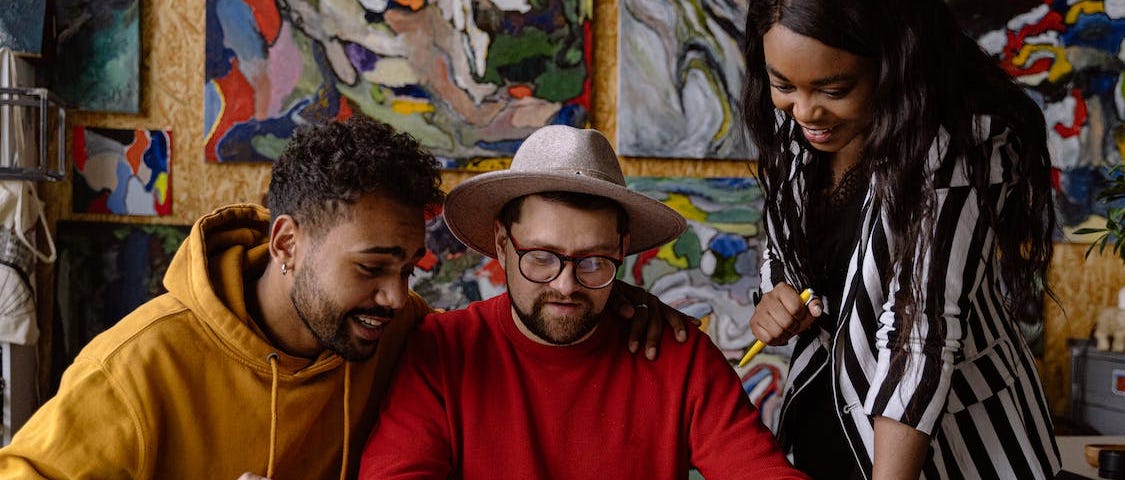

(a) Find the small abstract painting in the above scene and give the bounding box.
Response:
[204,0,591,167]
[952,0,1125,233]
[0,0,46,55]
[72,127,172,216]
[52,0,140,113]
[616,0,754,160]
[51,221,189,392]
[411,177,765,359]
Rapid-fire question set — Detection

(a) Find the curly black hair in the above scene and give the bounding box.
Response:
[267,114,444,235]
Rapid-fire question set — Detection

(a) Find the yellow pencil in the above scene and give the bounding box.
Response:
[737,288,813,367]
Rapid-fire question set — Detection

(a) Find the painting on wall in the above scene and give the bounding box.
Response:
[411,177,765,359]
[952,0,1125,233]
[621,176,764,358]
[72,127,172,217]
[0,0,46,55]
[52,0,140,113]
[204,0,591,168]
[51,222,189,392]
[616,0,754,160]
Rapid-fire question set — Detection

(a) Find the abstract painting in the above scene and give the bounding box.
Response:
[616,0,754,160]
[621,177,764,357]
[204,0,591,167]
[410,205,506,312]
[952,0,1125,231]
[72,127,172,216]
[51,222,189,392]
[411,176,765,358]
[0,0,46,55]
[52,0,140,113]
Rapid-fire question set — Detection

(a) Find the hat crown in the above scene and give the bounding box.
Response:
[510,126,625,186]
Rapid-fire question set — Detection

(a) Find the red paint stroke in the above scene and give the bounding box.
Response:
[508,84,533,99]
[206,58,256,163]
[417,249,438,271]
[246,0,281,45]
[1052,167,1062,191]
[87,191,112,214]
[568,21,593,111]
[999,10,1066,77]
[336,95,354,122]
[631,248,659,284]
[1053,88,1087,138]
[125,130,150,175]
[481,258,505,284]
[73,127,87,171]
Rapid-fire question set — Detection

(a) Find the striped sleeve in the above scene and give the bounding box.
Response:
[759,210,786,294]
[863,123,1014,435]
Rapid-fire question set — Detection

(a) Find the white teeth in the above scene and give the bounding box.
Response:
[356,316,385,328]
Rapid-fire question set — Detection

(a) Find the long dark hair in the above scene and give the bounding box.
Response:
[742,0,1055,346]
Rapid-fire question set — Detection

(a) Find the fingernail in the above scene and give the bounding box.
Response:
[646,347,657,359]
[629,341,639,353]
[811,305,822,316]
[676,329,687,342]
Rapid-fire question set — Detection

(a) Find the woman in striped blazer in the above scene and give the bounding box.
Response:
[741,0,1061,478]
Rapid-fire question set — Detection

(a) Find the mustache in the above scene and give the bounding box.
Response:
[350,306,395,318]
[538,292,592,305]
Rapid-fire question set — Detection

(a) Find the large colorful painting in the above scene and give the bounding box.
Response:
[72,127,172,216]
[204,0,591,167]
[51,222,189,392]
[52,0,140,113]
[953,0,1125,231]
[411,177,764,358]
[616,0,754,160]
[0,0,46,55]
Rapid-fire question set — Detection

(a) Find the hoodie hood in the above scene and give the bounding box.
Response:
[164,203,343,374]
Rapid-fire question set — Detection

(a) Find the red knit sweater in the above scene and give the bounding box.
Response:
[360,294,807,479]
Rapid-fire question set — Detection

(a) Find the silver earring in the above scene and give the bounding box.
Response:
[281,263,288,275]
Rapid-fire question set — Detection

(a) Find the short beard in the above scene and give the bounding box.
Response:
[290,266,374,361]
[511,292,601,345]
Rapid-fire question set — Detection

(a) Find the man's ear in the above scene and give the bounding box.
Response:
[270,214,299,269]
[493,220,508,269]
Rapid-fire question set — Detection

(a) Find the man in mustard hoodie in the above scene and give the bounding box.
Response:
[0,116,442,479]
[0,115,694,479]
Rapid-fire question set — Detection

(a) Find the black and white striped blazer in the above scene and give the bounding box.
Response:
[759,116,1061,479]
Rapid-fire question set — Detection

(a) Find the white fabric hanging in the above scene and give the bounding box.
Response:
[0,180,54,346]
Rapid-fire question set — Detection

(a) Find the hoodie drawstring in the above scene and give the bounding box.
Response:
[266,353,280,478]
[262,355,351,480]
[339,361,352,480]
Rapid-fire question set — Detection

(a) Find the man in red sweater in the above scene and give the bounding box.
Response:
[359,126,807,479]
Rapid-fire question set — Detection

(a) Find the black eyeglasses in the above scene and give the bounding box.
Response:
[507,232,623,289]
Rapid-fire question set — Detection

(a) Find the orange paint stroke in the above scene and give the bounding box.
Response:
[125,130,150,174]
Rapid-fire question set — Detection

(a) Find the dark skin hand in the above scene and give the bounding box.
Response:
[749,282,824,346]
[608,280,701,360]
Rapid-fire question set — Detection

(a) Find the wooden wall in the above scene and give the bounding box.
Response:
[34,0,1125,417]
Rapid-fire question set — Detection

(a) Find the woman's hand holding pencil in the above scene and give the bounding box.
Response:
[741,284,823,366]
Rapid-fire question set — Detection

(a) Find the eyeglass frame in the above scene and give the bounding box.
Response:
[505,231,624,289]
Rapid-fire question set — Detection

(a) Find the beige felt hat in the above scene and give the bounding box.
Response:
[444,125,686,258]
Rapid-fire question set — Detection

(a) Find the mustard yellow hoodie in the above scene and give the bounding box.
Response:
[0,204,428,479]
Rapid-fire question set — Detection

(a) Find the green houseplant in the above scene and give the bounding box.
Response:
[1076,165,1125,262]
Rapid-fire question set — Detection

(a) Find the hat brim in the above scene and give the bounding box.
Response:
[444,171,687,258]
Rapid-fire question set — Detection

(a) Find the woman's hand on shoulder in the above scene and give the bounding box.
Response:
[750,282,823,346]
